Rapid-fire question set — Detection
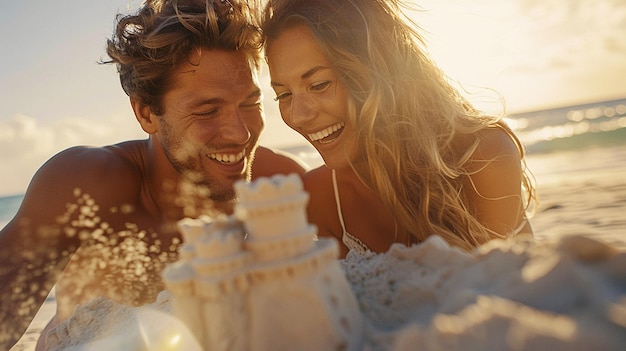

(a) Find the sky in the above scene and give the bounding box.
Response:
[1,0,625,197]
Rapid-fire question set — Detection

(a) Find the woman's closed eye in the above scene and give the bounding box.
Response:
[273,81,332,102]
[310,80,331,92]
[274,91,292,102]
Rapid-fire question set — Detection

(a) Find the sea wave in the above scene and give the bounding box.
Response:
[508,97,626,154]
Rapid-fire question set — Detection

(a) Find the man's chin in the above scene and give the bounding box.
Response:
[206,178,240,201]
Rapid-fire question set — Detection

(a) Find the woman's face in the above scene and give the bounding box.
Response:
[266,24,356,169]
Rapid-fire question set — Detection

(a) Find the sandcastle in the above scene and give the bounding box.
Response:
[162,173,364,351]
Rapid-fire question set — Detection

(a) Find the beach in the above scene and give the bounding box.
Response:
[525,145,626,248]
[6,99,626,350]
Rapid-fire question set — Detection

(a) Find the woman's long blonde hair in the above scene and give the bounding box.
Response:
[262,0,536,250]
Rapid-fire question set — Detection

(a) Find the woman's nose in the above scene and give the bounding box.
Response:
[288,95,317,126]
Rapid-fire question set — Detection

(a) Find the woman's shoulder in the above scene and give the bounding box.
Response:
[301,166,343,243]
[471,124,523,162]
[252,146,308,178]
[463,124,525,193]
[301,166,335,216]
[302,165,333,192]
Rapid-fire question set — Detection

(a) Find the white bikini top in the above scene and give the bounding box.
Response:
[331,169,372,255]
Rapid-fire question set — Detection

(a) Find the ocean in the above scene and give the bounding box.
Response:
[6,97,626,350]
[504,97,626,247]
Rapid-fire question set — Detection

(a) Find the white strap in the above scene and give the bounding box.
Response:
[332,169,371,255]
[331,169,348,234]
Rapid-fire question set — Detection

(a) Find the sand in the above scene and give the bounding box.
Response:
[344,235,626,350]
[23,232,626,351]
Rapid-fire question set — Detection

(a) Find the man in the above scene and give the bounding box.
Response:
[0,0,306,348]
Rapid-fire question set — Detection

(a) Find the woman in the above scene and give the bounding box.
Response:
[262,0,536,257]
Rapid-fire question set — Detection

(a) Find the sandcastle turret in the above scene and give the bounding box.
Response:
[164,173,364,351]
[160,216,211,346]
[235,173,316,262]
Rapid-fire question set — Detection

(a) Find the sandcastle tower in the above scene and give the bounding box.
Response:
[163,215,252,351]
[236,174,364,351]
[163,173,364,351]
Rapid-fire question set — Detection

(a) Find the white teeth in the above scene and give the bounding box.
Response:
[209,150,245,163]
[308,122,345,142]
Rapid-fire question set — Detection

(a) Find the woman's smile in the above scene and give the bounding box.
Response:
[307,122,345,144]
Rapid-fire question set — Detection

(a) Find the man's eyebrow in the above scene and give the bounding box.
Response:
[270,66,330,87]
[246,87,262,99]
[189,97,223,108]
[188,88,262,107]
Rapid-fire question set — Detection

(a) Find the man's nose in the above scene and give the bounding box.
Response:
[219,110,251,144]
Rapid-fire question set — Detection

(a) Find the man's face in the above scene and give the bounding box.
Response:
[157,48,264,202]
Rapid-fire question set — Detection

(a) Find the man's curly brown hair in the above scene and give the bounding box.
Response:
[104,0,263,115]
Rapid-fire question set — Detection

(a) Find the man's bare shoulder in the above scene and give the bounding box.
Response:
[0,139,152,250]
[38,142,146,192]
[13,141,150,222]
[251,146,308,179]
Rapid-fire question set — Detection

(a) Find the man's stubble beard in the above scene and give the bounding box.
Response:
[163,139,259,205]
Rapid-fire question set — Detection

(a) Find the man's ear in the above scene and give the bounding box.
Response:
[131,98,159,134]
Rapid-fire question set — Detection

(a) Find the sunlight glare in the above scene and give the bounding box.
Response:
[136,307,203,351]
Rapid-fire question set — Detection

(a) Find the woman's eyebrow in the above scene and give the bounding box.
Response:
[270,66,331,88]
